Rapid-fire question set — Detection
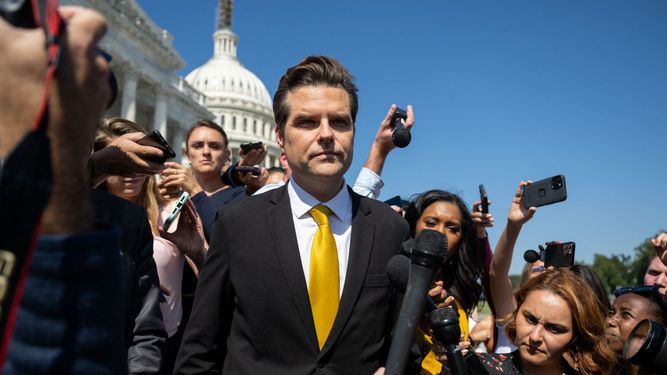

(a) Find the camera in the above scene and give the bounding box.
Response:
[0,0,36,29]
[551,175,564,190]
[623,319,667,372]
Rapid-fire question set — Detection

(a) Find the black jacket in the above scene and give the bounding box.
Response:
[91,189,166,374]
[175,185,410,374]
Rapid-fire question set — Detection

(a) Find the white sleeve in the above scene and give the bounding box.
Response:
[352,167,384,200]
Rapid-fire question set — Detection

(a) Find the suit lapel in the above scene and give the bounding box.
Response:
[266,186,319,351]
[320,190,375,356]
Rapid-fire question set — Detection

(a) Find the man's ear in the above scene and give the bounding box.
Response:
[275,126,284,149]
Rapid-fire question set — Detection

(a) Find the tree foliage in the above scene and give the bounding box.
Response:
[588,231,665,293]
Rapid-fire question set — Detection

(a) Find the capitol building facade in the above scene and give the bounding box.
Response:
[64,0,280,167]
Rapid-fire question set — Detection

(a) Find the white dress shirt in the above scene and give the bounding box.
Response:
[255,166,384,199]
[287,179,352,297]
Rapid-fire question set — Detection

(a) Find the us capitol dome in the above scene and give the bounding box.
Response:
[186,0,280,167]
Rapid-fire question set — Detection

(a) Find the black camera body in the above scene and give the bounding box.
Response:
[0,0,37,28]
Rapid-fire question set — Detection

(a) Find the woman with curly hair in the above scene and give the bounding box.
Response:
[470,268,616,375]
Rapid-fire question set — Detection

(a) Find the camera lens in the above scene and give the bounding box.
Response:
[551,176,563,190]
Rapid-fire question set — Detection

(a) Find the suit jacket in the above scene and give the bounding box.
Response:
[175,185,410,374]
[91,189,166,374]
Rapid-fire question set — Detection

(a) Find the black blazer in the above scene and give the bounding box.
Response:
[174,185,410,374]
[91,189,166,374]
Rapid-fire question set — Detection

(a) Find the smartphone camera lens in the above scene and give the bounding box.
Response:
[551,176,563,190]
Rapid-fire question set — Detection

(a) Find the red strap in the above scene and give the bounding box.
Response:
[0,0,62,366]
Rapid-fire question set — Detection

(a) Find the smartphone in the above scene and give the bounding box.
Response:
[137,130,176,163]
[236,165,261,176]
[163,191,189,231]
[522,175,567,209]
[239,142,264,154]
[479,184,489,214]
[544,241,576,268]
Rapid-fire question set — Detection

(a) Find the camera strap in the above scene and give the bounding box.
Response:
[0,0,62,363]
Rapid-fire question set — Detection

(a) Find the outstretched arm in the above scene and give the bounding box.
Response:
[489,181,536,320]
[353,104,414,199]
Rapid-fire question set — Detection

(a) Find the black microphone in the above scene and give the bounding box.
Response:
[385,230,447,375]
[523,249,540,263]
[390,107,411,148]
[430,307,468,375]
[387,254,438,312]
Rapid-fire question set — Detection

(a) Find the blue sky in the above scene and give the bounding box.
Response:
[137,0,667,274]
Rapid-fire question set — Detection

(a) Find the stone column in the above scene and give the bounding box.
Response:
[120,67,139,121]
[172,122,186,162]
[153,87,168,136]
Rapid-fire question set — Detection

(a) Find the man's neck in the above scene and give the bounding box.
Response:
[292,175,344,202]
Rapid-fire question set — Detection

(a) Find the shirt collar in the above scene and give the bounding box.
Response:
[287,179,351,221]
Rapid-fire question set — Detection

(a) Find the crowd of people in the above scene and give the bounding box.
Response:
[1,5,666,375]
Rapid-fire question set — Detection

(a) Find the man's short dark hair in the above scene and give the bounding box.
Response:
[273,55,358,134]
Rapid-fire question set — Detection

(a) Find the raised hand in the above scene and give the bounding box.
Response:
[472,200,494,238]
[159,200,208,269]
[159,161,202,197]
[651,232,667,266]
[507,181,536,225]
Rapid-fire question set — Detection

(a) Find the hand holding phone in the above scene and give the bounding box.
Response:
[236,165,261,176]
[137,130,176,163]
[522,175,567,209]
[479,184,489,214]
[543,241,576,268]
[162,191,189,231]
[239,142,264,154]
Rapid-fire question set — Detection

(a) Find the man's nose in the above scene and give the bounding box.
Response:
[317,120,334,142]
[656,272,667,286]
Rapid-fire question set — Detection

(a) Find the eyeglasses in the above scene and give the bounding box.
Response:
[613,285,660,298]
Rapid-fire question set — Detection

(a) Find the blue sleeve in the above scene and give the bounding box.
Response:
[4,225,126,375]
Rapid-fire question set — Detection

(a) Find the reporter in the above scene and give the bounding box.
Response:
[160,120,250,240]
[95,118,208,373]
[404,190,484,374]
[473,269,616,375]
[605,285,667,375]
[643,256,667,296]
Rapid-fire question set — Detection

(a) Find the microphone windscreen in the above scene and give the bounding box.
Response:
[430,306,459,328]
[414,229,447,259]
[387,254,410,293]
[523,249,540,263]
[392,129,411,148]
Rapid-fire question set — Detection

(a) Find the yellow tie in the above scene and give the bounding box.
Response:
[308,204,340,349]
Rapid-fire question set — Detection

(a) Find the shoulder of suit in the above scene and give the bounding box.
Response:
[354,193,409,228]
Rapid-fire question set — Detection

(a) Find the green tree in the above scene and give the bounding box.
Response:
[591,253,634,293]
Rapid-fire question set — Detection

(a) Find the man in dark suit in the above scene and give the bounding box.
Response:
[175,56,409,374]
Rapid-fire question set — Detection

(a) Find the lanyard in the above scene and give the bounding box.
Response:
[0,0,62,364]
